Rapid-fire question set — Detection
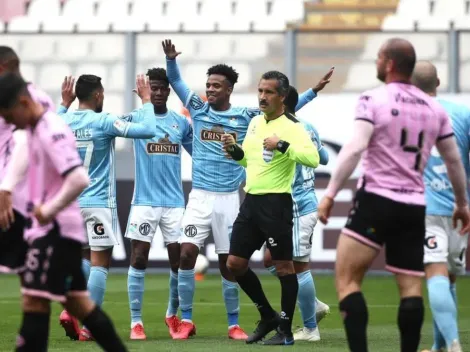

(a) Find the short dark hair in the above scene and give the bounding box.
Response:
[147,67,169,86]
[284,85,298,114]
[75,74,103,101]
[0,46,19,70]
[0,72,28,109]
[261,71,289,96]
[207,64,239,86]
[384,38,416,77]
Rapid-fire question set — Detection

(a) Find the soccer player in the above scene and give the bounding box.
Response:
[411,61,468,352]
[223,71,320,345]
[317,38,470,352]
[57,74,157,341]
[124,68,193,340]
[162,39,330,339]
[0,46,55,272]
[0,72,128,352]
[264,85,330,342]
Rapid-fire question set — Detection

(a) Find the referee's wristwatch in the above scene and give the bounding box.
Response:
[276,140,290,154]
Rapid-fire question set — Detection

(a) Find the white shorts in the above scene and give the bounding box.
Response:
[81,208,121,251]
[125,206,184,245]
[293,212,318,260]
[180,189,239,254]
[424,215,468,275]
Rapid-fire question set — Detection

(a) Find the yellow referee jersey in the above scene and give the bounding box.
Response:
[237,113,319,195]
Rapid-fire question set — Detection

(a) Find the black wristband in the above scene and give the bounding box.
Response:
[276,140,290,154]
[228,144,245,161]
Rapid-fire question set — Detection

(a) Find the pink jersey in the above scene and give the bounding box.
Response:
[25,111,86,243]
[0,83,55,216]
[356,82,453,205]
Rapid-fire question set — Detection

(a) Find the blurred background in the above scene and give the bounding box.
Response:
[1,0,469,272]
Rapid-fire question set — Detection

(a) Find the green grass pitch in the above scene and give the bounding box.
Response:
[0,273,469,351]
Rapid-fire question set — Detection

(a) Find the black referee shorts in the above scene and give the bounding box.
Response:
[229,193,293,261]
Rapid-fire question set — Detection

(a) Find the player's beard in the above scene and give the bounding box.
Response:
[377,66,386,83]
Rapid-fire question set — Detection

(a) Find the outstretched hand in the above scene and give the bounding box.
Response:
[60,76,76,108]
[132,74,151,104]
[313,67,335,94]
[162,39,182,60]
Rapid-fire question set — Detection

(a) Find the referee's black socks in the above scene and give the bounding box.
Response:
[234,268,276,319]
[339,291,369,352]
[398,296,424,352]
[278,273,298,336]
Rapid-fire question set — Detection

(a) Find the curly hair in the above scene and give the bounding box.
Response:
[207,64,239,86]
[147,67,169,86]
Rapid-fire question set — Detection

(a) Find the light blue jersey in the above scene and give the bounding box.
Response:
[58,103,157,208]
[166,58,317,193]
[424,98,470,216]
[292,118,329,217]
[131,109,193,207]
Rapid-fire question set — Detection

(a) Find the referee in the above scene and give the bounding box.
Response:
[222,71,319,346]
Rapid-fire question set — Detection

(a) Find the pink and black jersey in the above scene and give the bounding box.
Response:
[356,82,453,205]
[0,83,55,216]
[25,111,86,243]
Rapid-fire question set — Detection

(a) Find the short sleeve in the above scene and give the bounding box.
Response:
[437,107,454,141]
[354,94,376,124]
[41,121,82,176]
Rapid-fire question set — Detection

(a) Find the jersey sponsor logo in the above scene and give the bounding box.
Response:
[200,125,237,142]
[51,133,66,142]
[184,225,197,237]
[394,93,429,106]
[93,223,105,235]
[425,235,437,249]
[139,223,151,236]
[113,118,128,134]
[146,134,180,155]
[73,128,93,139]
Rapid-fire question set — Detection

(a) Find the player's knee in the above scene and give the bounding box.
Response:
[274,261,295,276]
[22,295,50,313]
[131,251,148,270]
[226,255,247,276]
[179,245,198,269]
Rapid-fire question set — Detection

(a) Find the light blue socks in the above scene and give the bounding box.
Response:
[222,277,240,327]
[166,270,179,317]
[88,266,108,307]
[428,275,459,349]
[81,259,91,281]
[128,266,145,325]
[297,270,317,329]
[178,269,195,321]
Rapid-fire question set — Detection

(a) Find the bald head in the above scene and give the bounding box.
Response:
[381,38,416,77]
[411,61,439,95]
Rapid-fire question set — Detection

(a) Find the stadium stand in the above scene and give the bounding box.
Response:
[0,0,468,116]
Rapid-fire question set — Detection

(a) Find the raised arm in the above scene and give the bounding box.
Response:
[182,117,193,155]
[103,75,156,139]
[296,67,334,111]
[57,76,76,114]
[163,39,193,107]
